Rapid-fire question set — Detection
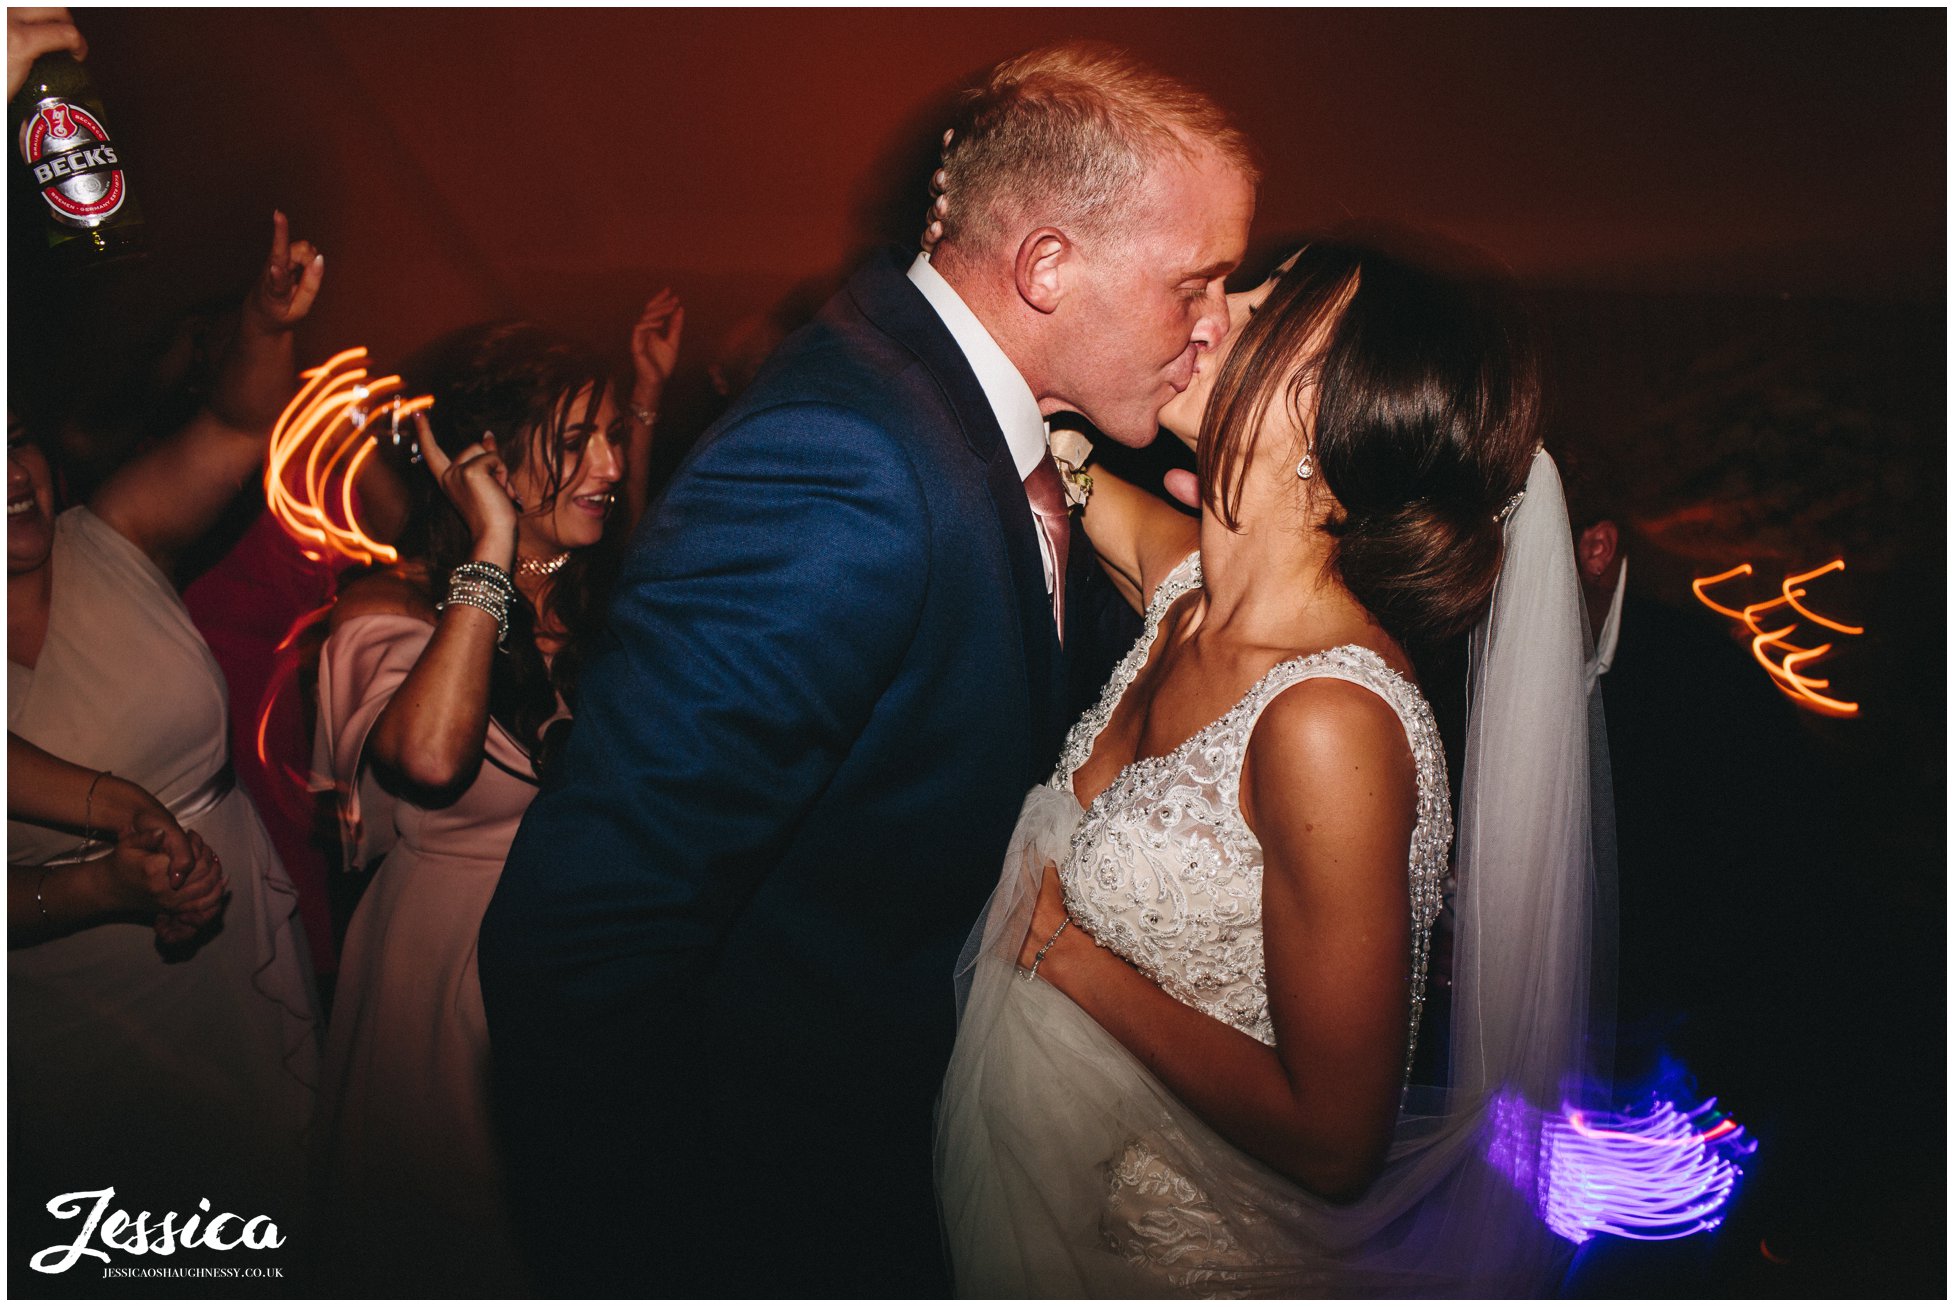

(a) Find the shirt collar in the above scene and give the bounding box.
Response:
[907,252,1047,480]
[1586,556,1628,689]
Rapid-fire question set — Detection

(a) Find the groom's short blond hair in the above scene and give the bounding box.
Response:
[937,43,1258,257]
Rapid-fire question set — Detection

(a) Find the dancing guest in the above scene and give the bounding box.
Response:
[8,215,325,1227]
[938,234,1606,1294]
[310,306,674,1294]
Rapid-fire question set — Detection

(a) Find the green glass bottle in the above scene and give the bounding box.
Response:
[12,52,146,267]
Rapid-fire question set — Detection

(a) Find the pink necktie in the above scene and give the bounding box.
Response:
[1023,453,1071,643]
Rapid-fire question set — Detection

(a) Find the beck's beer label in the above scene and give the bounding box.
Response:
[18,97,126,228]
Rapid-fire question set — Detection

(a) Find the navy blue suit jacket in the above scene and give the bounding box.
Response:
[479,251,1137,1295]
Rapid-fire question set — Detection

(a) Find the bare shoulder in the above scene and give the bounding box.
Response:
[329,565,436,633]
[1252,674,1412,772]
[1241,673,1416,852]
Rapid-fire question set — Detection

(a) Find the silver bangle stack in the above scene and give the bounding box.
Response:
[438,561,516,649]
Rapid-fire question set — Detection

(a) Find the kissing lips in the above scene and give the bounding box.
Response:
[1166,345,1200,394]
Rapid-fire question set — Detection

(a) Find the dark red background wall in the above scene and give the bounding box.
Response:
[33,7,1945,371]
[38,6,1933,724]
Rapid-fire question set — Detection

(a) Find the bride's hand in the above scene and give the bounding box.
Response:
[1016,861,1079,977]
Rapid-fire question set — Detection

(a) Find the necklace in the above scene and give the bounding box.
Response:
[516,551,571,578]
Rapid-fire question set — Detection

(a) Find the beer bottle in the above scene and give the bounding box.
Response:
[11,52,145,267]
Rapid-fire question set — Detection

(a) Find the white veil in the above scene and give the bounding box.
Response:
[1429,444,1615,1289]
[936,448,1613,1296]
[1456,446,1600,1110]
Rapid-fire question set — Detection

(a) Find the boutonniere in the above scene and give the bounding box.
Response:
[1048,428,1094,510]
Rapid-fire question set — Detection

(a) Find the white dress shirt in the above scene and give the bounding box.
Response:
[1585,556,1627,691]
[907,253,1057,595]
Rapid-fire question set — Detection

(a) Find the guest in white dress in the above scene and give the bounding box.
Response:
[8,214,325,1229]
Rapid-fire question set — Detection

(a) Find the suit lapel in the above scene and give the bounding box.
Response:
[848,254,1062,744]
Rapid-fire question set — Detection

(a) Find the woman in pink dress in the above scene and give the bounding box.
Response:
[311,305,676,1293]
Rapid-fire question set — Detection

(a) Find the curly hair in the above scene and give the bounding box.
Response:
[390,321,626,775]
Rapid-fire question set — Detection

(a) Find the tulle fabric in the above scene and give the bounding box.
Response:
[937,450,1604,1297]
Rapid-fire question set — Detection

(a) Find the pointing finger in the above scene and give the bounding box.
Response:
[416,414,449,479]
[267,209,289,274]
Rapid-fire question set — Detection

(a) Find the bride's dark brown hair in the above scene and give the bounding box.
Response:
[1197,227,1539,647]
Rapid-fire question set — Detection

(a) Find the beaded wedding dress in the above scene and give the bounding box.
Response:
[937,451,1603,1297]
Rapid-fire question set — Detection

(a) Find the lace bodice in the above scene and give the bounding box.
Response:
[1050,553,1452,1075]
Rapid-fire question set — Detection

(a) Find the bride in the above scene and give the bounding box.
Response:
[935,231,1605,1296]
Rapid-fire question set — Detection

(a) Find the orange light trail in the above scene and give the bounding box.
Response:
[1781,560,1865,635]
[265,346,428,566]
[255,601,337,782]
[1690,563,1755,621]
[1693,560,1862,716]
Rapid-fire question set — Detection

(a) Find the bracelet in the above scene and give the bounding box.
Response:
[56,769,112,864]
[439,589,510,649]
[449,560,516,598]
[1021,916,1072,980]
[438,562,515,649]
[36,868,55,927]
[630,403,657,427]
[84,769,111,836]
[443,575,513,608]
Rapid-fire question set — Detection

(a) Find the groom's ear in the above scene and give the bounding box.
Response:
[1013,228,1070,315]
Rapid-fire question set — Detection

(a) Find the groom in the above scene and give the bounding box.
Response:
[480,43,1255,1296]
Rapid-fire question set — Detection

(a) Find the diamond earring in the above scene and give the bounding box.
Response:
[1296,449,1314,480]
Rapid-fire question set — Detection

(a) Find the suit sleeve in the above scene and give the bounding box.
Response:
[477,402,929,1277]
